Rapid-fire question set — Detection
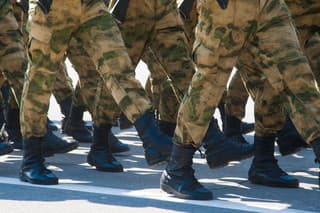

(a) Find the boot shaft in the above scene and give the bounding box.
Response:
[91,124,111,151]
[166,144,196,175]
[253,135,276,164]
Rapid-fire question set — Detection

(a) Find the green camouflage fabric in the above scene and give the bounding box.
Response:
[21,0,152,137]
[66,38,121,126]
[243,0,320,139]
[0,1,27,109]
[142,0,249,121]
[12,3,74,109]
[108,0,195,124]
[174,0,320,147]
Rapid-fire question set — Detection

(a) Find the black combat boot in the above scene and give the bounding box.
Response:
[42,131,79,157]
[203,118,254,169]
[47,117,59,131]
[6,108,23,149]
[119,112,133,130]
[63,105,92,142]
[134,110,172,166]
[87,125,123,172]
[219,102,254,134]
[20,136,58,185]
[224,115,250,144]
[310,138,320,187]
[160,144,213,200]
[276,116,308,156]
[248,135,299,188]
[108,131,130,154]
[158,120,176,137]
[0,143,12,156]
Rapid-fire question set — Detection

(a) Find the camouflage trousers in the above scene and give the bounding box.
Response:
[142,0,249,121]
[21,0,151,138]
[175,0,320,147]
[245,0,320,139]
[108,0,194,124]
[66,38,120,126]
[0,1,27,109]
[11,3,75,112]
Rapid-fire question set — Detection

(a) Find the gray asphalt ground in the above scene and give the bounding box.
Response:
[0,62,318,213]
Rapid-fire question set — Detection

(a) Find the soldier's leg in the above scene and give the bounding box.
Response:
[141,48,177,136]
[74,1,172,167]
[20,0,80,185]
[161,0,260,200]
[224,71,254,137]
[66,38,124,172]
[52,62,74,119]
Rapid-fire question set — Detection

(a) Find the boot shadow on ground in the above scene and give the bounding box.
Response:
[0,131,318,212]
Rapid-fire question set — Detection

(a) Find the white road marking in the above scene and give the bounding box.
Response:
[0,176,315,213]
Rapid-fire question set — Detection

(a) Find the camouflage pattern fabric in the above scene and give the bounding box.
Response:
[13,2,74,109]
[108,0,195,124]
[21,0,151,138]
[246,0,320,139]
[174,0,320,147]
[67,38,121,126]
[0,1,27,109]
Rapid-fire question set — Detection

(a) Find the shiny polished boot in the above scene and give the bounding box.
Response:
[158,120,176,137]
[276,116,308,156]
[204,118,254,168]
[63,106,92,142]
[248,135,299,188]
[224,115,250,144]
[134,110,172,166]
[119,112,133,130]
[160,144,213,200]
[0,142,13,156]
[310,138,320,187]
[42,131,79,157]
[87,125,123,172]
[20,136,58,185]
[6,108,23,149]
[108,131,130,154]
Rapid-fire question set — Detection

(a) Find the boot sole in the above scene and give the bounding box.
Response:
[248,176,299,188]
[145,153,169,167]
[111,146,130,154]
[20,175,58,185]
[43,143,79,158]
[87,161,124,173]
[207,152,254,169]
[0,147,13,156]
[160,183,213,200]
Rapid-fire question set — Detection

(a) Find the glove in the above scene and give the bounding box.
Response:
[37,0,52,14]
[216,0,228,9]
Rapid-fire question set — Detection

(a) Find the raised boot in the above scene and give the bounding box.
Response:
[219,102,254,134]
[47,117,59,131]
[248,135,299,188]
[224,115,250,144]
[87,125,123,172]
[134,110,172,166]
[63,105,92,142]
[42,131,79,157]
[119,112,133,130]
[160,144,213,200]
[0,142,13,156]
[20,136,58,185]
[276,116,308,156]
[108,131,130,154]
[310,138,320,187]
[158,120,176,137]
[6,108,23,149]
[204,119,254,169]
